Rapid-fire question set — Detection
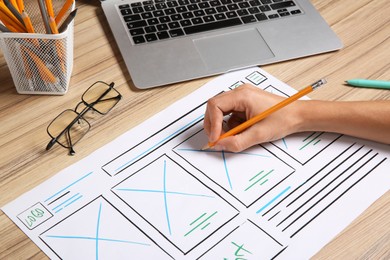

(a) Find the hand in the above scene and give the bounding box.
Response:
[203,84,302,152]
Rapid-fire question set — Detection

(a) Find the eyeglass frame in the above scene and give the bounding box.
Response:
[46,81,122,155]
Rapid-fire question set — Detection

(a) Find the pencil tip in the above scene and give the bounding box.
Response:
[201,144,210,150]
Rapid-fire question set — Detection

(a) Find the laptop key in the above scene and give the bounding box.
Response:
[157,31,170,39]
[241,15,257,23]
[255,13,268,21]
[291,9,302,15]
[130,28,145,35]
[145,33,158,41]
[169,28,185,37]
[270,1,296,10]
[124,14,142,22]
[133,35,146,44]
[184,17,242,34]
[127,20,147,29]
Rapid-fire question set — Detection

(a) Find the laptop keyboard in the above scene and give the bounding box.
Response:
[119,0,302,44]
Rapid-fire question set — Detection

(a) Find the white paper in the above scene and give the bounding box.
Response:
[2,67,389,259]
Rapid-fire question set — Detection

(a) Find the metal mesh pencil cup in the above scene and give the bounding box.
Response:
[0,1,74,95]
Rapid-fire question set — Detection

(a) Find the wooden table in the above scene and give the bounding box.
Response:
[1,0,389,258]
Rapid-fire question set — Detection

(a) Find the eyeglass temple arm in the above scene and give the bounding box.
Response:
[46,138,57,151]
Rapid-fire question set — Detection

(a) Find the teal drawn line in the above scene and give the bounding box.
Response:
[114,114,204,173]
[302,132,316,142]
[299,132,322,150]
[245,169,274,191]
[45,171,93,202]
[185,211,218,237]
[249,170,264,182]
[314,139,321,145]
[201,223,211,230]
[115,188,214,198]
[260,179,268,185]
[256,186,291,214]
[190,212,207,225]
[231,241,253,255]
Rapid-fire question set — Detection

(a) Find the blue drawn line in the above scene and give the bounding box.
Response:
[163,160,172,236]
[177,148,271,157]
[256,186,291,214]
[64,194,83,208]
[222,151,233,190]
[54,194,83,213]
[115,188,214,198]
[46,235,150,246]
[95,203,102,260]
[45,171,93,202]
[282,138,288,150]
[53,193,81,212]
[115,114,204,173]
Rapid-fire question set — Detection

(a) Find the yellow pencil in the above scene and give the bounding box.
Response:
[24,47,57,83]
[55,0,74,24]
[21,10,34,33]
[202,79,327,150]
[0,7,25,32]
[45,0,54,18]
[16,0,24,12]
[49,16,58,34]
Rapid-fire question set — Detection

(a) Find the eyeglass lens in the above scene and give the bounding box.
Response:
[82,82,121,114]
[47,110,90,149]
[46,81,121,155]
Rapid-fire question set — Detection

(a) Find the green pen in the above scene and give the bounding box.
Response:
[346,79,390,90]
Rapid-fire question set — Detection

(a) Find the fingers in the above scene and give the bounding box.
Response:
[214,125,266,152]
[203,88,246,143]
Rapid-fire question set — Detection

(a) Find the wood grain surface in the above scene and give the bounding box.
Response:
[0,0,389,259]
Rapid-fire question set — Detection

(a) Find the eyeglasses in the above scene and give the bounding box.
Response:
[46,81,122,155]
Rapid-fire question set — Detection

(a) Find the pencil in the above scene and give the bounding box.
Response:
[0,2,25,31]
[49,16,58,33]
[58,8,76,33]
[44,0,55,18]
[0,22,12,32]
[16,0,24,13]
[0,7,25,32]
[24,47,57,83]
[202,79,327,150]
[3,0,25,26]
[22,10,35,33]
[55,0,74,24]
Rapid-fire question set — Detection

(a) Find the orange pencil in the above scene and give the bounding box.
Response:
[0,7,25,32]
[24,47,57,83]
[21,10,34,33]
[16,0,24,12]
[202,79,327,150]
[45,0,54,18]
[55,0,74,24]
[49,16,58,33]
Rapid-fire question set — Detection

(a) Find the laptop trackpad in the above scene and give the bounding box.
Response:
[193,28,274,70]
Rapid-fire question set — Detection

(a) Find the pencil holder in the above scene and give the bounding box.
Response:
[0,1,75,95]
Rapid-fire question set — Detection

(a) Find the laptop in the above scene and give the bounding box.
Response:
[101,0,342,89]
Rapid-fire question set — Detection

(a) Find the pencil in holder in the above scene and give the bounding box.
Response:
[0,0,75,95]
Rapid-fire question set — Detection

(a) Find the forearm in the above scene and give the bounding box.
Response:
[296,100,390,144]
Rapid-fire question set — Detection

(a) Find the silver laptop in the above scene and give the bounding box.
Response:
[101,0,342,89]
